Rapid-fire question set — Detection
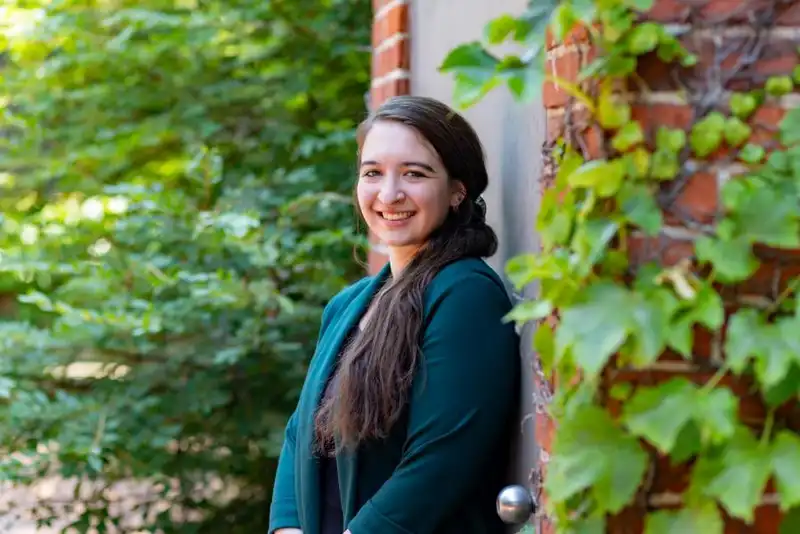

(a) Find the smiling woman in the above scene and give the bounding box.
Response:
[270,96,521,534]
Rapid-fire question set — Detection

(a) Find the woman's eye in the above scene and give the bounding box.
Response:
[405,171,426,178]
[362,170,380,178]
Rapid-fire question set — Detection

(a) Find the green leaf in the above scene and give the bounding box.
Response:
[780,107,800,145]
[780,507,800,534]
[557,283,668,376]
[650,150,680,180]
[619,183,663,236]
[505,254,563,288]
[656,127,687,153]
[738,143,765,164]
[707,428,772,523]
[612,121,645,152]
[627,23,661,55]
[723,180,800,247]
[725,309,796,388]
[484,14,520,44]
[690,112,726,158]
[724,309,764,374]
[724,117,752,147]
[568,159,627,197]
[551,3,578,41]
[546,404,647,514]
[766,75,794,97]
[597,89,632,129]
[623,378,696,453]
[644,502,724,534]
[696,387,737,445]
[772,431,800,510]
[695,235,758,283]
[504,299,553,324]
[729,92,759,120]
[622,0,655,9]
[439,42,501,108]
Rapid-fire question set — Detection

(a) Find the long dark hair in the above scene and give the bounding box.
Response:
[315,96,498,452]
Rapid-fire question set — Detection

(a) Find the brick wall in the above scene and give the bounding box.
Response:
[542,1,800,532]
[368,0,411,274]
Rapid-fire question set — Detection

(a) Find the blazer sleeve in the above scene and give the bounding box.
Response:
[347,273,520,534]
[269,409,301,533]
[268,291,345,534]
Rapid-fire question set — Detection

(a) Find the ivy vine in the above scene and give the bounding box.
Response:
[442,0,800,532]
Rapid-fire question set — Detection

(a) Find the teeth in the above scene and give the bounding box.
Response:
[382,212,413,221]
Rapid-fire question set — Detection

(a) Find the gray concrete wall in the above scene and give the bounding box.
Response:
[409,0,546,525]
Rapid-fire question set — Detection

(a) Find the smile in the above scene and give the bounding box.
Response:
[380,211,415,221]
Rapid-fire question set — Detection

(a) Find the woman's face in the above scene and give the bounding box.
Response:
[357,121,464,258]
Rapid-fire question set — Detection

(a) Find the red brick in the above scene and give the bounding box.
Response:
[664,171,718,225]
[372,37,409,79]
[372,3,408,48]
[648,0,800,25]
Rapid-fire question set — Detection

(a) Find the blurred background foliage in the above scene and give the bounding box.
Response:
[0,0,370,531]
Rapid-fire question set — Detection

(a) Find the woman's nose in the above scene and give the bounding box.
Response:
[377,178,405,205]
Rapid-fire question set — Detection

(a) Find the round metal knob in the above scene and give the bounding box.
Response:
[496,484,536,525]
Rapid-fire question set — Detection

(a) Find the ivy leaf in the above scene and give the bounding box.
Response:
[695,235,758,283]
[622,0,655,9]
[696,387,737,445]
[598,89,632,129]
[650,149,680,180]
[724,309,763,374]
[690,112,725,158]
[484,14,520,44]
[568,159,627,197]
[439,42,501,108]
[612,121,645,152]
[626,22,661,55]
[623,378,696,453]
[724,180,800,248]
[766,75,794,97]
[619,183,663,236]
[557,283,667,376]
[707,429,772,523]
[725,309,800,389]
[644,502,724,534]
[781,107,800,145]
[729,92,759,120]
[724,117,752,147]
[504,299,552,324]
[772,431,800,510]
[739,143,765,164]
[656,127,687,153]
[546,405,648,514]
[780,507,800,534]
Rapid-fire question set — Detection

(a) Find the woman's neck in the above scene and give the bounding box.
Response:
[387,244,423,276]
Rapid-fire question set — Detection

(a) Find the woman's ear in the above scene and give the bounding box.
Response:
[450,181,467,209]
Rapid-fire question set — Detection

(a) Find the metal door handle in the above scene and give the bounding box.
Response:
[496,485,536,524]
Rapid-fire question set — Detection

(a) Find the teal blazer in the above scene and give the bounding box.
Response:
[269,258,521,534]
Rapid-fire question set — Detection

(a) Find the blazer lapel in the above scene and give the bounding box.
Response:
[297,263,391,534]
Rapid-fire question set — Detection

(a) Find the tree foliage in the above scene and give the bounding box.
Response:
[0,0,369,531]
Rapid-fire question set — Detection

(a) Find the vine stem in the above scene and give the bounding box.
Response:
[545,74,596,113]
[760,410,775,447]
[701,364,728,393]
[765,279,798,315]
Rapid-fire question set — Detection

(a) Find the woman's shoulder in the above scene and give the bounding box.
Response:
[327,273,375,311]
[426,257,510,306]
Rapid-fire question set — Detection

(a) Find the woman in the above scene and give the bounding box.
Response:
[269,96,521,534]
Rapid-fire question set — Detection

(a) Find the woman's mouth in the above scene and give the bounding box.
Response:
[380,211,415,221]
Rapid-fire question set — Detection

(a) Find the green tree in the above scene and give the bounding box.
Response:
[0,0,369,532]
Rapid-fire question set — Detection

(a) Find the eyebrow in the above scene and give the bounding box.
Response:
[360,160,437,173]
